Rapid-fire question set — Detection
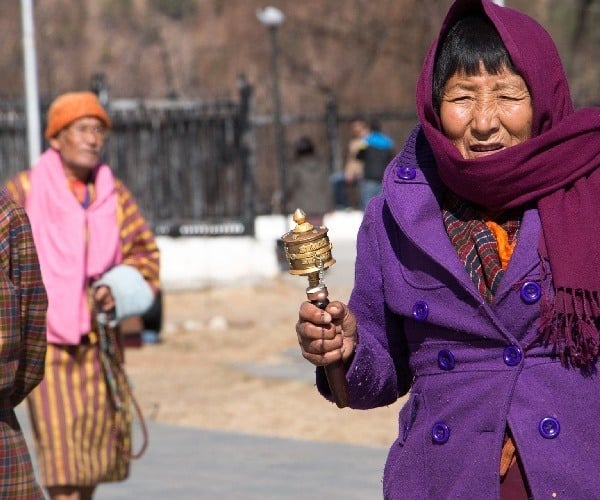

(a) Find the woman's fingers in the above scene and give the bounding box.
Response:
[298,301,331,325]
[296,301,347,365]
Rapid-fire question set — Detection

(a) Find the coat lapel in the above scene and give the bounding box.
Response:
[384,160,481,299]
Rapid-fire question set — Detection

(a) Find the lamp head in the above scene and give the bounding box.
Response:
[256,6,285,26]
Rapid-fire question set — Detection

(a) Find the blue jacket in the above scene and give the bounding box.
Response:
[357,131,395,182]
[318,127,599,499]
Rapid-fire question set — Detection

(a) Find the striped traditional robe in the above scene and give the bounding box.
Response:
[5,170,159,487]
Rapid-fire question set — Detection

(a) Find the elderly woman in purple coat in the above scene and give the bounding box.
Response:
[295,0,600,498]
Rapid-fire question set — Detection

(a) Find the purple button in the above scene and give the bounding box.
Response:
[520,281,542,304]
[397,166,416,180]
[539,417,560,439]
[503,345,523,366]
[438,349,455,370]
[431,422,450,444]
[412,301,429,321]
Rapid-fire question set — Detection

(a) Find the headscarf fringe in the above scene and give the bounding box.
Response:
[539,287,600,372]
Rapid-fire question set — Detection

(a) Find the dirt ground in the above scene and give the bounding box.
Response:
[124,276,407,448]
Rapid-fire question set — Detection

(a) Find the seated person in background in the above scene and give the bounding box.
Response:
[286,135,332,227]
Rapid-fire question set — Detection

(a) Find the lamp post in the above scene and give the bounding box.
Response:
[20,0,41,166]
[257,6,287,215]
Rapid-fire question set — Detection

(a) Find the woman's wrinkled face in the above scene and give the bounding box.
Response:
[439,62,532,159]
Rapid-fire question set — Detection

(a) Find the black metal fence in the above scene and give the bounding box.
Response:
[105,96,253,237]
[0,85,420,236]
[0,101,29,185]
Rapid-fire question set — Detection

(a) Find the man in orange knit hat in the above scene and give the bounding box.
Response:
[5,91,160,500]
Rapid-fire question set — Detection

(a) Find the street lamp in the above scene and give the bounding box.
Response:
[20,0,41,166]
[257,6,287,215]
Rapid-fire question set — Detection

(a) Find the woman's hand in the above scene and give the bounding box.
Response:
[296,300,357,367]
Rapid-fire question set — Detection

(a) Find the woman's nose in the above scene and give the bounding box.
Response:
[471,100,500,136]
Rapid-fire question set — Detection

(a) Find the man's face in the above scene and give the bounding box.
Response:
[351,120,368,139]
[49,116,107,178]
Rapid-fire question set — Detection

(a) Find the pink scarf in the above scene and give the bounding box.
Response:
[416,0,600,368]
[26,149,122,344]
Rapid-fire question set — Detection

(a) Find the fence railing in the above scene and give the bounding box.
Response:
[105,96,254,237]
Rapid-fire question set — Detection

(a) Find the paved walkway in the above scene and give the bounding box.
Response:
[17,404,386,499]
[99,425,387,499]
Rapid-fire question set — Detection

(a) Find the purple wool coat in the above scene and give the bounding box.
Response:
[317,127,600,499]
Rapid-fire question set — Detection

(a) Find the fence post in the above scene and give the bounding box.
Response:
[238,74,256,236]
[325,93,342,174]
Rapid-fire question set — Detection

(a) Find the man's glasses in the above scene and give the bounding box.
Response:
[66,123,108,139]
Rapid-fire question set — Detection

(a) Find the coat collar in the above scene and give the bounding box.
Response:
[382,127,541,308]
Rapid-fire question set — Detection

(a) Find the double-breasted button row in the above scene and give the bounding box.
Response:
[415,283,540,315]
[412,299,526,369]
[414,285,541,322]
[430,417,560,445]
[435,345,522,371]
[411,282,541,322]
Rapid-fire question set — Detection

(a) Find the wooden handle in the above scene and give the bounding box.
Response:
[324,360,349,408]
[310,292,349,409]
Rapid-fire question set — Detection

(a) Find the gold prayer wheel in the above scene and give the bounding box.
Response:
[281,209,335,285]
[281,208,348,408]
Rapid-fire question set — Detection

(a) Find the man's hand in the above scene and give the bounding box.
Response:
[93,285,115,313]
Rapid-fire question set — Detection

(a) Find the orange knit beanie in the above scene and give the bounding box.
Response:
[44,91,111,140]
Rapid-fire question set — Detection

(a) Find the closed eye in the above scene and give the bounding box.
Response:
[447,96,472,103]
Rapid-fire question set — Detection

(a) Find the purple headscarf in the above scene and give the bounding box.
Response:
[416,0,600,368]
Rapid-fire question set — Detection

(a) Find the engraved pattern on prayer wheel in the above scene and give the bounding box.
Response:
[281,208,336,277]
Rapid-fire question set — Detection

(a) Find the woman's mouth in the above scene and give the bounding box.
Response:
[470,143,504,153]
